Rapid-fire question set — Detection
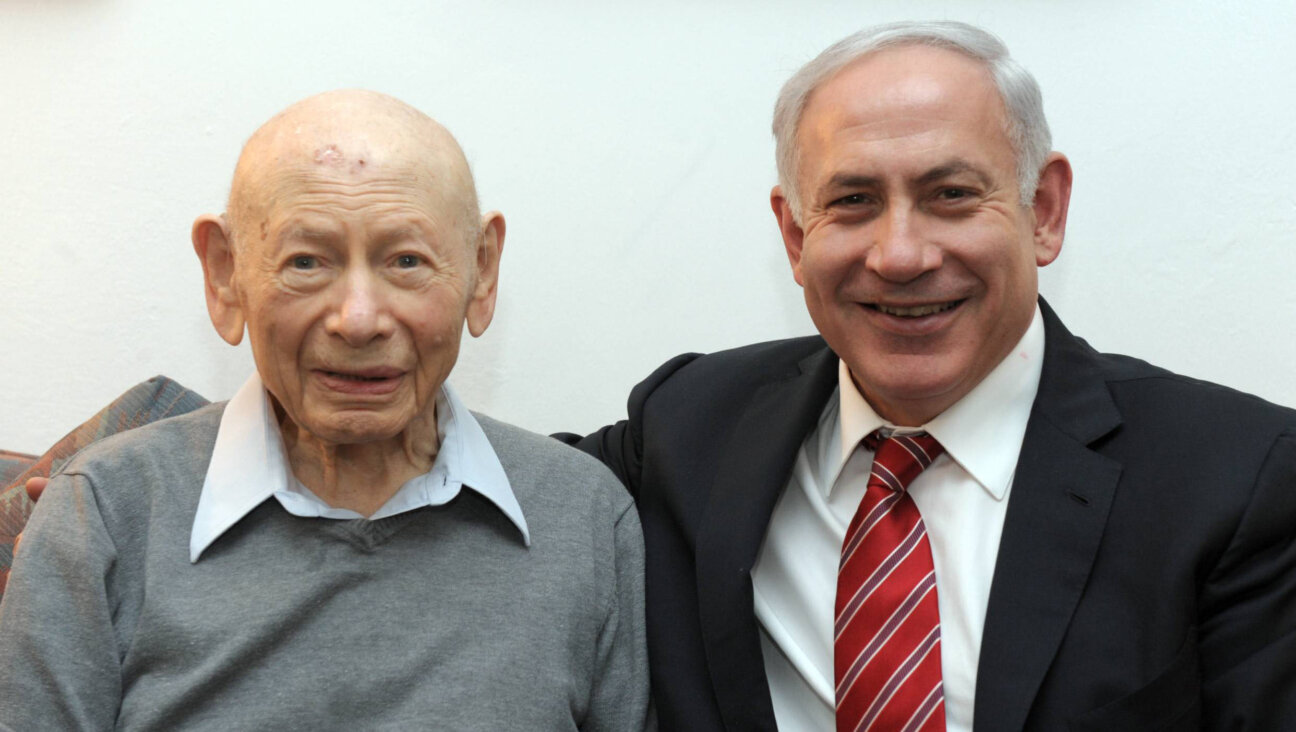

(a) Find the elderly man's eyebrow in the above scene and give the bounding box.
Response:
[376,226,421,243]
[915,160,993,188]
[279,224,339,244]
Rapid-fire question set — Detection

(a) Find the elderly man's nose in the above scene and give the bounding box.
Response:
[865,210,940,282]
[326,274,393,344]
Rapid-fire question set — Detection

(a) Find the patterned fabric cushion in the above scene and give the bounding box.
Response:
[0,451,36,492]
[0,376,210,597]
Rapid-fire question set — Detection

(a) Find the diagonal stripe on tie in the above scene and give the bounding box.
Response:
[840,492,904,566]
[899,682,946,732]
[836,430,947,732]
[835,521,927,638]
[837,570,938,693]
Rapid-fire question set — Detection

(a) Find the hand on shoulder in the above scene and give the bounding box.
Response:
[9,477,48,561]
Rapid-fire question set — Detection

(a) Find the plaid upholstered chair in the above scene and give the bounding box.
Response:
[0,377,208,598]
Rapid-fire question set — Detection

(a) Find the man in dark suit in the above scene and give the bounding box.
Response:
[567,21,1296,731]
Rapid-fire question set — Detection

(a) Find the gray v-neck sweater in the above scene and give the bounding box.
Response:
[0,403,650,731]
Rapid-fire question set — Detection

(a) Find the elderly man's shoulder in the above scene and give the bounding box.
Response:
[27,403,224,560]
[55,401,225,495]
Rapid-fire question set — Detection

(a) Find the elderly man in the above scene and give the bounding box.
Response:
[566,21,1296,731]
[0,90,650,730]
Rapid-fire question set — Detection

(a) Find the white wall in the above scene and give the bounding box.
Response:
[2,1,1294,455]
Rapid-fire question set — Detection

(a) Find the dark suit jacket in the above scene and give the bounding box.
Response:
[565,300,1296,731]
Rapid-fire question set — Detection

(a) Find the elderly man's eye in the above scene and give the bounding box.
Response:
[395,254,424,269]
[291,255,318,270]
[937,188,971,200]
[831,194,869,207]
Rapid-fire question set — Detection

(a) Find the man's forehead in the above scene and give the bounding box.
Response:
[797,45,1012,185]
[252,144,434,187]
[805,45,1002,134]
[226,90,477,241]
[246,126,441,180]
[238,91,465,185]
[250,163,456,223]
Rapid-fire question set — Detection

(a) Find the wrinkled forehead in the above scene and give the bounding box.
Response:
[255,144,453,209]
[247,114,456,186]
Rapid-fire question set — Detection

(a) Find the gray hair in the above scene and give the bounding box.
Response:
[772,21,1051,222]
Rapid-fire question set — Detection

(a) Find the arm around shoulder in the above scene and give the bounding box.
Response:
[0,471,124,731]
[555,352,702,498]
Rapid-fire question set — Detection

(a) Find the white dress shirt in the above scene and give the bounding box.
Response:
[190,372,530,562]
[751,306,1045,731]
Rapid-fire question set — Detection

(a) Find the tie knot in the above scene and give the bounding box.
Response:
[863,430,945,494]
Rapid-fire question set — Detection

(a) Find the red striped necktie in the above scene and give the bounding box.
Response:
[835,430,947,732]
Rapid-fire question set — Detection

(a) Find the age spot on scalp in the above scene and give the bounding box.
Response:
[314,144,345,166]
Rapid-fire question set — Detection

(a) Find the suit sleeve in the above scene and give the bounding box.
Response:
[1198,429,1296,728]
[555,352,701,499]
[0,471,123,731]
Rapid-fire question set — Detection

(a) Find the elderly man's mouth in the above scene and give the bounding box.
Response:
[866,300,964,318]
[326,371,399,381]
[315,369,405,395]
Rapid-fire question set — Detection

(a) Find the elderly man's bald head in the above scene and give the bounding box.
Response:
[226,89,480,250]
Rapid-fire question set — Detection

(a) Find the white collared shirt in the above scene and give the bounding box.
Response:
[190,373,530,562]
[751,306,1046,731]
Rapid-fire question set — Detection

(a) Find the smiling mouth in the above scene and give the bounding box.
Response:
[868,300,963,318]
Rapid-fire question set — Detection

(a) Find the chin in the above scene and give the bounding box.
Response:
[306,414,408,446]
[853,359,969,417]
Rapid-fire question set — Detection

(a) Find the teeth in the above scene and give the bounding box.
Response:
[875,301,957,317]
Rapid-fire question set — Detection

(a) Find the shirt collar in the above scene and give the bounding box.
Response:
[833,304,1046,500]
[190,373,529,562]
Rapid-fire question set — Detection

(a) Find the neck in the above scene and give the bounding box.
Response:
[280,407,440,517]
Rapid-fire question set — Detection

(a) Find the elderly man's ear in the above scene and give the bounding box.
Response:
[466,211,505,338]
[191,214,246,346]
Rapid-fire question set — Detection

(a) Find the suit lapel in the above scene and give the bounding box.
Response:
[973,301,1124,732]
[695,345,838,731]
